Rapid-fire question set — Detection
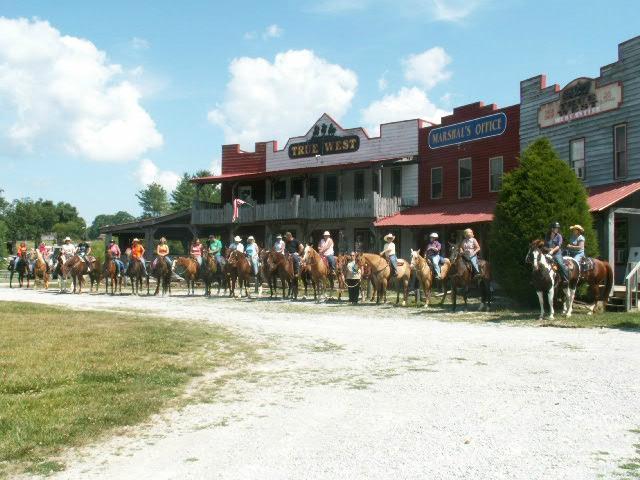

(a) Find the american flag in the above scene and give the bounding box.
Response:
[232,198,248,222]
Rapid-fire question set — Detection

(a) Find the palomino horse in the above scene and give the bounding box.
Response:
[9,251,30,288]
[55,250,73,292]
[152,256,172,296]
[226,250,252,298]
[410,249,434,308]
[33,250,50,290]
[579,257,614,314]
[126,258,147,296]
[103,251,123,295]
[173,256,199,296]
[360,253,411,306]
[267,251,297,299]
[526,240,558,320]
[443,245,492,312]
[302,245,330,301]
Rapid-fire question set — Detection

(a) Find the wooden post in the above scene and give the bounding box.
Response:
[607,208,615,282]
[377,168,382,196]
[144,227,155,260]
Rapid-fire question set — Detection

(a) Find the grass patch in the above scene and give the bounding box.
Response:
[0,301,262,476]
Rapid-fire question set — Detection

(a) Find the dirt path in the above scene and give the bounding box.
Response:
[3,287,640,480]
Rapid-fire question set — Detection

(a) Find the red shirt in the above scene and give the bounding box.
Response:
[190,244,202,257]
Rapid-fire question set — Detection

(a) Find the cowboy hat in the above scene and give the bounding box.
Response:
[132,238,140,243]
[64,237,71,242]
[384,233,395,241]
[234,235,242,242]
[276,234,282,239]
[429,232,439,238]
[323,231,331,236]
[247,236,255,241]
[570,224,584,233]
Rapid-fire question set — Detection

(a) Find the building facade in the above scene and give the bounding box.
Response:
[520,35,640,282]
[192,114,428,255]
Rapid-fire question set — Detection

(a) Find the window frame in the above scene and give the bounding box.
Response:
[614,123,628,179]
[272,179,287,200]
[308,175,320,200]
[353,170,365,200]
[324,174,338,202]
[391,167,402,198]
[489,156,504,193]
[430,166,443,200]
[570,137,586,180]
[458,157,472,199]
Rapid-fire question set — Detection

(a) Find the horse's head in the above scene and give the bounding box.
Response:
[302,244,313,262]
[526,239,552,274]
[409,248,421,269]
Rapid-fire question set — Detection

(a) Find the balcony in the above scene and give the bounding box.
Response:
[192,192,404,225]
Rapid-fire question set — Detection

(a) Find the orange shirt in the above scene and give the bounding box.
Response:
[17,245,27,256]
[132,244,145,260]
[157,244,169,256]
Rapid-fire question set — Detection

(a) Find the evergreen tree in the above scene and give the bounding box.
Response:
[170,170,220,212]
[136,183,169,218]
[489,138,598,305]
[0,189,7,257]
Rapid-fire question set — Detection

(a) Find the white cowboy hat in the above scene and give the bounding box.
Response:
[64,237,71,242]
[133,238,140,243]
[276,234,282,239]
[429,232,439,238]
[247,236,255,241]
[234,235,242,242]
[384,233,395,241]
[323,231,331,236]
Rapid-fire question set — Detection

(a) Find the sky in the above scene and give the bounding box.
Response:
[0,0,638,222]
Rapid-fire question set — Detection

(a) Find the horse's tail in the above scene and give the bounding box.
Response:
[603,260,614,302]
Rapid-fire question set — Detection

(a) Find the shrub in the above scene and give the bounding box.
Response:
[489,138,598,305]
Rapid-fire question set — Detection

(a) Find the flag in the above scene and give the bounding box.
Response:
[232,198,249,222]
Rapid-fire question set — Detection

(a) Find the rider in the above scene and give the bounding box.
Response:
[380,233,397,277]
[37,242,51,272]
[190,238,203,267]
[273,234,285,254]
[208,234,225,268]
[229,235,242,252]
[234,236,245,254]
[61,237,75,265]
[108,239,125,276]
[77,239,92,272]
[285,232,301,274]
[131,238,147,276]
[425,233,442,279]
[545,222,569,283]
[318,231,336,273]
[14,241,28,272]
[460,228,481,278]
[156,237,171,268]
[245,236,260,276]
[567,224,586,267]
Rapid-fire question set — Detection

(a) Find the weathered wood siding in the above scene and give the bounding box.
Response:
[520,36,640,187]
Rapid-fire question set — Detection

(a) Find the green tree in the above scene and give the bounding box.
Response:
[0,189,8,258]
[489,138,598,305]
[136,183,170,218]
[170,170,220,212]
[52,221,86,243]
[87,211,135,239]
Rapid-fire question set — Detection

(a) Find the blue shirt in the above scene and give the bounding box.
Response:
[569,234,585,254]
[545,233,563,252]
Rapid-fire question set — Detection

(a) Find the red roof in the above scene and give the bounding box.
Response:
[588,180,640,212]
[375,200,496,227]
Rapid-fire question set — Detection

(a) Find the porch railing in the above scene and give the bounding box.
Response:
[625,261,640,311]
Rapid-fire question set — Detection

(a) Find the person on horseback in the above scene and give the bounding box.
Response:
[61,237,75,264]
[319,231,336,273]
[567,225,586,267]
[460,228,481,278]
[245,236,260,276]
[190,238,203,267]
[37,242,51,273]
[425,233,442,279]
[285,232,301,274]
[545,222,569,283]
[234,236,244,254]
[131,238,147,276]
[156,237,172,268]
[273,234,285,254]
[108,239,125,276]
[14,241,27,270]
[229,235,240,252]
[208,234,225,268]
[380,233,397,277]
[77,239,92,272]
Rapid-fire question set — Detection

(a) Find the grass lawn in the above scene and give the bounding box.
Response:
[0,301,262,477]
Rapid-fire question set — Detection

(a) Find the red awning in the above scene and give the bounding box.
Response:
[588,180,640,212]
[374,200,496,227]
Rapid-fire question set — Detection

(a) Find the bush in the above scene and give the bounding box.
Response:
[489,138,598,305]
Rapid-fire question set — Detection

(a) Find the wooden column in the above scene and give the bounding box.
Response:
[607,208,615,282]
[377,168,383,196]
[144,227,156,260]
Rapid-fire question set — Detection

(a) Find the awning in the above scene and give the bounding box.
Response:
[374,200,496,227]
[588,180,640,212]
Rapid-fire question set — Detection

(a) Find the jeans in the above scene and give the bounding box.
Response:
[553,252,569,280]
[194,256,202,267]
[114,259,125,274]
[250,256,259,276]
[389,254,398,274]
[573,251,585,264]
[290,253,300,273]
[215,254,225,268]
[325,254,336,271]
[428,254,441,276]
[469,254,479,273]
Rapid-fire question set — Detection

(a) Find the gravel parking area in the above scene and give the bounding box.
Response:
[3,287,640,480]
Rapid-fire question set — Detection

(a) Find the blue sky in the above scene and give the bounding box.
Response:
[0,0,637,222]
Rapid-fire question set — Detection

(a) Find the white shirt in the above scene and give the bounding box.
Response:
[319,238,334,256]
[61,243,75,259]
[383,241,396,257]
[235,243,244,253]
[273,240,285,254]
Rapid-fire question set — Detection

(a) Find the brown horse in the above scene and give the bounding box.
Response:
[33,251,49,290]
[65,255,89,294]
[201,250,224,296]
[360,253,412,306]
[302,245,330,301]
[578,257,614,314]
[259,249,277,297]
[103,251,123,295]
[443,244,492,311]
[126,258,147,296]
[152,256,172,296]
[334,254,350,301]
[9,251,30,288]
[267,251,297,299]
[226,250,252,298]
[88,257,102,293]
[410,249,434,308]
[173,256,199,295]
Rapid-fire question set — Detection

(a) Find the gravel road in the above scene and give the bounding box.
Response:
[3,287,640,480]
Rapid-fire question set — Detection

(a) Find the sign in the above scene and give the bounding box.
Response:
[288,122,360,159]
[428,112,507,149]
[538,78,622,128]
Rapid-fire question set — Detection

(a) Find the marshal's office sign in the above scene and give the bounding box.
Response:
[538,78,622,128]
[288,122,360,159]
[428,112,507,149]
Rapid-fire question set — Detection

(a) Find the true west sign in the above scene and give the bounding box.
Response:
[428,112,507,149]
[288,122,360,159]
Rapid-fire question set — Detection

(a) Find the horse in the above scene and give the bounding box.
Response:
[579,257,614,314]
[526,240,558,320]
[88,257,102,293]
[126,257,147,296]
[201,250,228,296]
[360,253,412,306]
[259,249,277,297]
[54,250,73,293]
[33,250,50,290]
[151,256,172,296]
[410,249,434,308]
[226,250,252,298]
[103,251,123,295]
[302,245,331,301]
[267,251,297,299]
[9,251,30,288]
[443,244,492,312]
[173,256,199,296]
[334,254,350,301]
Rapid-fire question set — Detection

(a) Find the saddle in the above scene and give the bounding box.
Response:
[321,256,329,269]
[580,257,595,272]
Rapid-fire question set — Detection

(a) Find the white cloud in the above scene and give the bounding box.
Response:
[403,47,451,90]
[131,36,150,50]
[208,49,357,148]
[243,31,256,40]
[0,17,162,162]
[430,0,484,22]
[210,157,221,175]
[377,71,388,91]
[263,24,283,39]
[360,87,449,135]
[312,0,485,21]
[136,159,179,191]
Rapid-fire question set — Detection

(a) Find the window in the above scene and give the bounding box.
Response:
[391,168,402,197]
[431,167,443,199]
[489,156,504,192]
[291,177,304,198]
[570,138,585,180]
[272,179,286,200]
[324,174,337,201]
[309,176,320,199]
[372,170,380,193]
[614,124,627,179]
[354,171,365,200]
[458,158,472,198]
